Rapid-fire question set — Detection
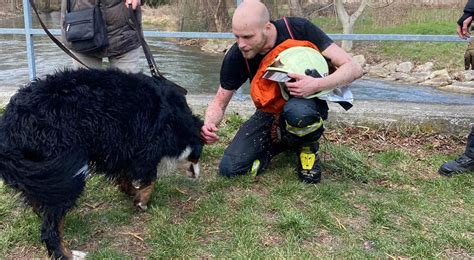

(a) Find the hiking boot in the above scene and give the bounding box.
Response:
[438,154,474,177]
[297,142,321,183]
[250,159,261,177]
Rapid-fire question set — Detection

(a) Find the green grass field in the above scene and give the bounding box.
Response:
[1,114,472,258]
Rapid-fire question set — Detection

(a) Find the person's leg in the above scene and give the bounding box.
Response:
[438,124,474,176]
[464,50,471,70]
[109,47,141,73]
[465,124,474,158]
[71,52,103,70]
[219,110,277,177]
[281,97,328,183]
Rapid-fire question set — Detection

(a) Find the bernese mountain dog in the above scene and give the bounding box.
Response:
[0,68,203,258]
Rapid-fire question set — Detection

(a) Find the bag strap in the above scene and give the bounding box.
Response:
[28,0,91,69]
[244,58,252,78]
[127,6,161,79]
[127,6,187,95]
[283,17,295,40]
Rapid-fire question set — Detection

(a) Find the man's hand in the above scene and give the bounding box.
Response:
[285,73,323,98]
[457,14,473,39]
[125,0,140,10]
[201,123,219,144]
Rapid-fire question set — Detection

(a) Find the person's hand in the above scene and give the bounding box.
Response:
[457,14,473,39]
[201,123,219,144]
[125,0,140,10]
[285,73,324,98]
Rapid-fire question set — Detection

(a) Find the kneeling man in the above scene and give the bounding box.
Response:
[201,0,363,183]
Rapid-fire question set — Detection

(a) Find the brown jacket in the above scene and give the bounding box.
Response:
[60,0,141,57]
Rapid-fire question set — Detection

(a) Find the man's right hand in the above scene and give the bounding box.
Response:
[457,14,473,39]
[201,123,219,144]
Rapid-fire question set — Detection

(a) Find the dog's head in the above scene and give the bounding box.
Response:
[150,76,204,179]
[183,116,204,179]
[156,115,203,179]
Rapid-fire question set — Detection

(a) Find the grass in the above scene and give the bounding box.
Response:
[0,114,472,258]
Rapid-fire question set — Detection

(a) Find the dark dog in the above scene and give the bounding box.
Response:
[0,69,203,258]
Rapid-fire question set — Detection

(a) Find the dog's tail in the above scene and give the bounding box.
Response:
[0,146,89,208]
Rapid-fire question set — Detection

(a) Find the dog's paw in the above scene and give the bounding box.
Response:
[71,250,87,260]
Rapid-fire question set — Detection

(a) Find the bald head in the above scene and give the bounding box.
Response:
[232,0,276,59]
[233,0,270,30]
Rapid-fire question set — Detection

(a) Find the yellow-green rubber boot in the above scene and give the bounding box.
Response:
[297,142,321,183]
[250,159,261,177]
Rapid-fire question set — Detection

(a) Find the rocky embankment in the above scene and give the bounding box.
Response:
[354,55,474,94]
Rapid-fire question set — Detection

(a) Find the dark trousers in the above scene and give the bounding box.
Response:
[219,98,328,177]
[466,125,474,158]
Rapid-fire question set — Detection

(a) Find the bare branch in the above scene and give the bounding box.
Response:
[351,0,368,23]
[334,0,349,23]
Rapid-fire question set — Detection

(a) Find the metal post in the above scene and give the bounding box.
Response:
[23,0,36,80]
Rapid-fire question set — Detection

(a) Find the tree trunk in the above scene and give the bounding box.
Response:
[199,0,215,31]
[334,0,368,51]
[213,0,230,32]
[288,0,303,16]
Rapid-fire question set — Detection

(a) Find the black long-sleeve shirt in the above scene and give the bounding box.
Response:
[464,0,474,15]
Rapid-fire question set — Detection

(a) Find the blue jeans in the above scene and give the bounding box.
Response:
[219,98,328,177]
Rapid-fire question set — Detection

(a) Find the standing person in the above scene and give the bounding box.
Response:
[60,0,142,73]
[438,0,474,176]
[464,39,474,70]
[200,0,363,183]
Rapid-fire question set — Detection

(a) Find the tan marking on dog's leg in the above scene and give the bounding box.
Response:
[59,219,73,259]
[134,181,155,210]
[117,177,137,197]
[59,214,87,259]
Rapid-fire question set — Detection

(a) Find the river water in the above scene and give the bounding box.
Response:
[1,13,473,105]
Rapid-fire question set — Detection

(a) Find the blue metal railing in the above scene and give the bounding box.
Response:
[22,0,36,80]
[0,28,466,42]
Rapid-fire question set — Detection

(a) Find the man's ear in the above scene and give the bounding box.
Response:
[262,21,272,36]
[264,22,272,31]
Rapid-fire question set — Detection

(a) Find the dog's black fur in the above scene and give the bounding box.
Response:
[0,68,203,258]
